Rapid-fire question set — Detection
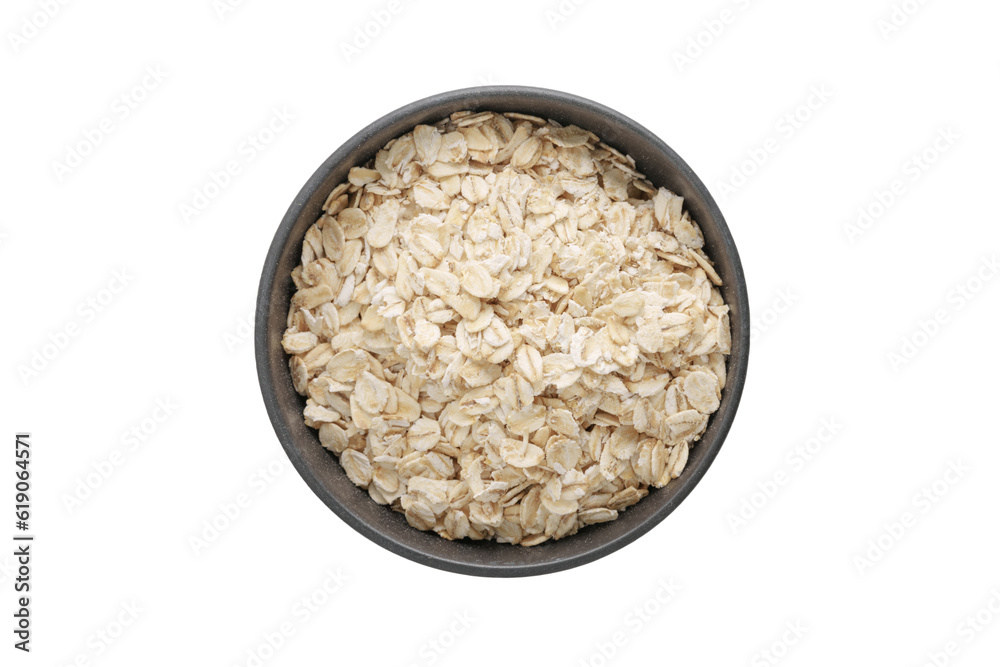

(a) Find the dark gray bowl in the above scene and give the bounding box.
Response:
[256,86,749,577]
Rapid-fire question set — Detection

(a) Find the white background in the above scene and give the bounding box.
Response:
[3,0,999,665]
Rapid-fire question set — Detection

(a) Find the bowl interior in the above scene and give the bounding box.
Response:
[256,86,749,577]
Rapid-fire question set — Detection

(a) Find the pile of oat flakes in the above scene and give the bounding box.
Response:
[283,110,731,546]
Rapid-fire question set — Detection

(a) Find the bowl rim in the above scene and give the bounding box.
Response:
[256,85,750,577]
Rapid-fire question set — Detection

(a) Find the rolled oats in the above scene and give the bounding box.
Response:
[284,111,731,545]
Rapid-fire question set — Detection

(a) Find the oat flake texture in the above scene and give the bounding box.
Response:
[283,110,731,545]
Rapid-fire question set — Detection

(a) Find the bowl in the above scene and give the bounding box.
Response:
[256,85,749,577]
